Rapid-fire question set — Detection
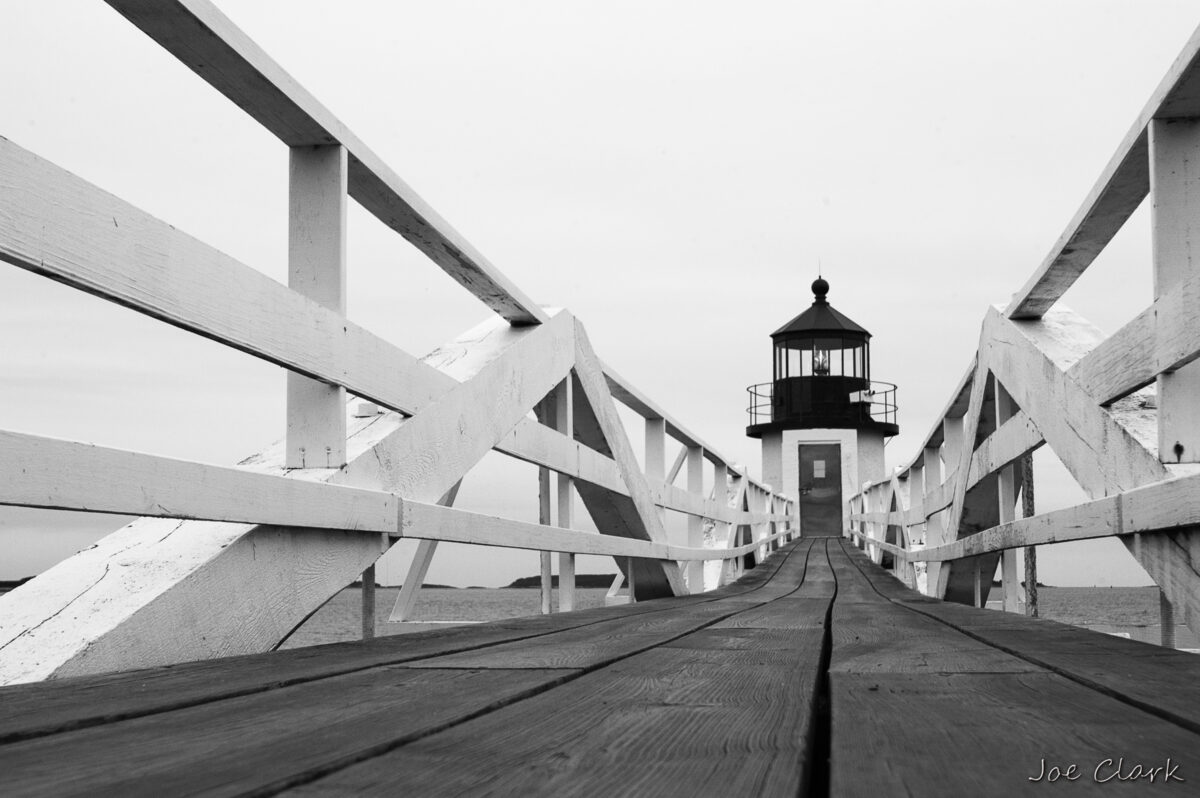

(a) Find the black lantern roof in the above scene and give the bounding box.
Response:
[770,278,869,348]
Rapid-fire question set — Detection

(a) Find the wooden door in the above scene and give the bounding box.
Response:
[799,443,842,537]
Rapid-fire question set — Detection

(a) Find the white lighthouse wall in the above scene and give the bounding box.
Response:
[764,428,877,536]
[856,431,887,489]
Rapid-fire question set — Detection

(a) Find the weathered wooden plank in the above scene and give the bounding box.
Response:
[0,430,396,533]
[1067,269,1200,406]
[103,0,547,324]
[828,544,1035,673]
[387,312,576,502]
[893,599,1200,731]
[966,409,1042,491]
[397,501,789,561]
[401,543,811,670]
[831,672,1200,796]
[295,639,824,797]
[387,482,460,622]
[845,541,1200,731]
[282,547,823,796]
[0,667,577,797]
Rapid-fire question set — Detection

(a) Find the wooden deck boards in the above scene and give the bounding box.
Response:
[2,539,1199,797]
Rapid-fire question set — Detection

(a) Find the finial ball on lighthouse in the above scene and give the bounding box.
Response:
[811,277,829,302]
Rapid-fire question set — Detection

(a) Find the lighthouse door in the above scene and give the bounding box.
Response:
[798,443,843,537]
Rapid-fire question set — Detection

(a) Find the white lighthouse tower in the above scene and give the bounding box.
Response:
[746,278,899,537]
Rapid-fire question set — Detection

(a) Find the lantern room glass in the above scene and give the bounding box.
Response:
[772,336,870,383]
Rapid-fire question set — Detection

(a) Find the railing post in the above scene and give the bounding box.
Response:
[1021,452,1039,617]
[1150,118,1200,464]
[687,445,704,592]
[907,463,924,589]
[555,379,575,612]
[995,380,1021,612]
[361,563,375,640]
[1160,589,1177,648]
[626,557,638,603]
[973,559,982,608]
[535,396,555,614]
[922,445,942,546]
[287,144,365,632]
[286,144,347,470]
[645,418,666,520]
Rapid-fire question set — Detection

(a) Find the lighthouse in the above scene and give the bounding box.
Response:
[746,278,898,537]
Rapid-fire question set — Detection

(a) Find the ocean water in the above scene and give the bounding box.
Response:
[280,587,611,649]
[986,586,1200,649]
[282,584,1198,650]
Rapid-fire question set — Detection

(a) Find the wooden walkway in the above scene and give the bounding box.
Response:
[2,539,1199,797]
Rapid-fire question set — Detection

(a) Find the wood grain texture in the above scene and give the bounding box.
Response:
[296,645,824,797]
[402,544,811,670]
[844,542,1200,730]
[0,667,577,797]
[286,578,826,798]
[286,144,348,469]
[0,430,397,533]
[102,0,547,325]
[831,672,1200,797]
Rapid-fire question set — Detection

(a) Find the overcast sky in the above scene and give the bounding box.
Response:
[2,1,1197,588]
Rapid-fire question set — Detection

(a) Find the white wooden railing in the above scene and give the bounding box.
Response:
[0,0,796,685]
[847,23,1200,645]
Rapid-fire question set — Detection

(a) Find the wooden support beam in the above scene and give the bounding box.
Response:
[686,445,705,593]
[666,446,687,486]
[1021,452,1039,618]
[0,430,397,531]
[389,540,436,623]
[387,481,461,623]
[1150,117,1200,464]
[571,322,685,598]
[536,396,555,616]
[555,379,575,612]
[360,564,375,641]
[995,380,1021,613]
[395,501,790,561]
[286,144,348,470]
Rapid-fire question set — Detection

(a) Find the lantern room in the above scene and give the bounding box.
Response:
[748,277,898,438]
